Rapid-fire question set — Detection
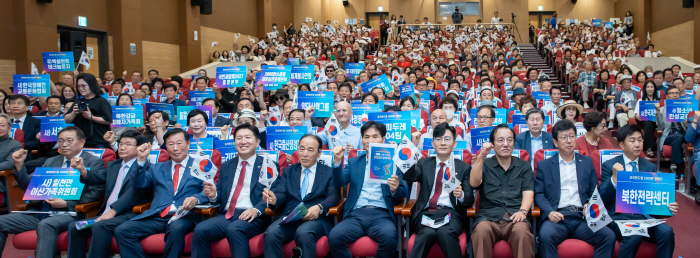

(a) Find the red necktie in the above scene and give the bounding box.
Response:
[161,164,182,218]
[428,162,445,211]
[225,161,248,219]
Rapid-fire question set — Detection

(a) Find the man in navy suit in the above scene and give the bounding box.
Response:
[203,98,232,127]
[515,109,556,167]
[190,124,274,258]
[262,134,340,258]
[67,130,152,258]
[535,120,615,258]
[600,124,678,258]
[6,95,41,158]
[404,123,474,258]
[327,121,407,258]
[114,128,208,258]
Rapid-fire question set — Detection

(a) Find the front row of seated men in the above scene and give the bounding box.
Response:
[0,118,679,258]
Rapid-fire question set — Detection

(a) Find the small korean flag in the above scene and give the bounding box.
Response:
[391,70,405,86]
[441,152,460,192]
[585,186,612,232]
[306,17,312,22]
[325,113,342,144]
[392,136,420,173]
[259,154,279,187]
[387,28,393,34]
[190,156,218,184]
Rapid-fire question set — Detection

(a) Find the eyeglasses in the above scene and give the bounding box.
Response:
[58,138,75,145]
[558,135,576,142]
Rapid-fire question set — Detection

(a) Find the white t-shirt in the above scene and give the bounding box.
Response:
[491,17,500,24]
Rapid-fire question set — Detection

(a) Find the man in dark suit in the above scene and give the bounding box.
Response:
[67,130,152,258]
[36,96,64,117]
[6,95,41,158]
[0,126,105,258]
[600,124,678,258]
[203,98,232,127]
[114,128,208,258]
[190,124,275,258]
[403,123,474,258]
[328,121,407,258]
[262,134,340,258]
[515,109,556,167]
[535,120,615,258]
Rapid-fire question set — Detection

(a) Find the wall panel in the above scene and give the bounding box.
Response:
[527,0,615,22]
[650,21,694,62]
[199,26,259,66]
[0,60,17,92]
[141,0,180,45]
[201,0,258,37]
[142,41,180,78]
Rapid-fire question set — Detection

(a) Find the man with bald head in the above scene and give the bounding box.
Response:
[415,109,464,150]
[318,101,362,164]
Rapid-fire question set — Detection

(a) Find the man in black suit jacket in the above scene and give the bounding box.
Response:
[535,120,615,258]
[6,95,41,158]
[403,123,474,258]
[600,125,678,258]
[190,124,275,258]
[203,98,232,127]
[263,134,340,258]
[515,109,557,167]
[67,130,151,258]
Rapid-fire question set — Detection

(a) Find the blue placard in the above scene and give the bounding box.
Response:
[603,22,613,29]
[133,99,148,105]
[216,66,247,88]
[23,168,84,200]
[40,117,73,142]
[176,105,212,126]
[359,76,393,96]
[470,126,494,154]
[13,75,51,97]
[297,91,334,117]
[532,91,550,101]
[616,171,675,216]
[111,106,144,128]
[399,83,416,102]
[42,52,75,72]
[470,108,507,126]
[368,144,396,182]
[266,126,307,154]
[258,65,291,85]
[290,65,314,84]
[638,101,658,122]
[255,72,282,91]
[512,114,526,125]
[190,137,214,149]
[218,146,238,163]
[591,19,602,27]
[351,104,382,126]
[344,63,363,78]
[287,57,300,65]
[189,91,215,106]
[408,110,421,130]
[368,111,412,144]
[423,138,433,150]
[599,150,624,170]
[145,103,175,121]
[665,99,698,122]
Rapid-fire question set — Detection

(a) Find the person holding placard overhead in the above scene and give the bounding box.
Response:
[402,122,473,258]
[0,126,105,258]
[191,123,276,258]
[114,128,207,258]
[599,124,678,258]
[535,120,616,258]
[262,134,340,258]
[67,130,151,258]
[328,121,406,258]
[470,124,535,258]
[655,86,688,176]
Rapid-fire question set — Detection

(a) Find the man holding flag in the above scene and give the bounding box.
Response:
[535,120,615,258]
[318,101,362,164]
[327,121,407,258]
[191,123,276,258]
[403,123,474,258]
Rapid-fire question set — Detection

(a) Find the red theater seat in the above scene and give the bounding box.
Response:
[10,128,25,148]
[407,231,467,258]
[13,231,69,251]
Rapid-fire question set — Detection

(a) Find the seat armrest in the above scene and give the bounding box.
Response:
[329,198,346,216]
[75,201,103,213]
[393,198,406,215]
[195,207,220,216]
[685,145,694,153]
[531,206,541,217]
[655,129,663,138]
[0,170,12,177]
[467,208,476,217]
[0,169,33,212]
[133,203,151,214]
[401,198,417,217]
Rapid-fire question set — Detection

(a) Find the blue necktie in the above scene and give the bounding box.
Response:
[65,160,71,168]
[629,161,638,172]
[300,168,310,200]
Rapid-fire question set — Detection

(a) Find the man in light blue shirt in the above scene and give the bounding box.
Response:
[317,101,362,163]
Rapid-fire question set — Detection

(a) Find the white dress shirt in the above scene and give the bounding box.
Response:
[557,155,582,208]
[62,151,83,168]
[612,155,639,188]
[300,163,318,197]
[222,155,257,211]
[426,157,464,210]
[168,156,190,212]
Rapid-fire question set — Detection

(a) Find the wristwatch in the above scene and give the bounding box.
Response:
[519,209,528,215]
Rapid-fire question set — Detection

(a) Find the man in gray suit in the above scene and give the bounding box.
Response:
[0,114,23,194]
[0,126,106,258]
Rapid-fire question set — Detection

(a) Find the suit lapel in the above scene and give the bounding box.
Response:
[250,156,263,191]
[551,154,561,203]
[574,154,587,204]
[356,154,367,190]
[524,131,532,155]
[163,160,175,194]
[222,157,239,204]
[543,133,553,149]
[426,157,437,195]
[292,165,302,199]
[177,158,195,192]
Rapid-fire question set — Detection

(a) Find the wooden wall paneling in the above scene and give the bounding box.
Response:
[482,0,528,44]
[109,36,114,71]
[142,41,181,79]
[0,60,17,92]
[199,26,259,66]
[389,0,436,25]
[84,37,101,78]
[650,21,694,62]
[436,0,481,25]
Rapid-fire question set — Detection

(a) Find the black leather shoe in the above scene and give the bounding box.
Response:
[695,191,700,205]
[291,247,302,258]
